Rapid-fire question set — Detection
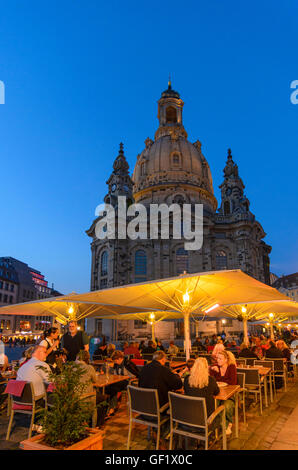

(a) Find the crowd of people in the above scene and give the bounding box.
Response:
[0,325,297,444]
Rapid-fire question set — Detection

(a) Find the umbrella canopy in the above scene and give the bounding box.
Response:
[0,295,166,325]
[0,269,291,357]
[54,269,289,317]
[219,300,298,341]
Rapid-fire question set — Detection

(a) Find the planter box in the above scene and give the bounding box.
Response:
[20,428,104,450]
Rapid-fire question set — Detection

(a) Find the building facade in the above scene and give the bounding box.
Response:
[86,84,271,339]
[272,274,298,323]
[0,257,62,335]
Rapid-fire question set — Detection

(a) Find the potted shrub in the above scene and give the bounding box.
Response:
[20,362,104,450]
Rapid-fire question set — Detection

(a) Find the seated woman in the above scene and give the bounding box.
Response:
[93,339,108,360]
[209,350,237,435]
[107,343,116,358]
[184,357,220,419]
[178,358,195,379]
[211,341,225,364]
[18,346,35,368]
[76,350,108,425]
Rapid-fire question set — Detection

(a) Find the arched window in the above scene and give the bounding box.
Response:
[171,152,181,168]
[100,251,108,276]
[176,248,189,274]
[216,251,227,270]
[224,201,230,215]
[166,106,177,123]
[135,250,147,283]
[141,162,146,176]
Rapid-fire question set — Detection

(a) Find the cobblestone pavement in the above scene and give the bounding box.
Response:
[1,377,298,450]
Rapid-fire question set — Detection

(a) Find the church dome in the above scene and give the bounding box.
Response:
[132,84,216,211]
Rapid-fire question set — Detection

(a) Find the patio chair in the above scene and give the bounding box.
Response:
[6,381,47,440]
[245,358,257,366]
[254,360,276,399]
[236,359,246,366]
[168,392,226,450]
[127,385,169,450]
[237,372,246,424]
[270,358,287,392]
[236,368,263,415]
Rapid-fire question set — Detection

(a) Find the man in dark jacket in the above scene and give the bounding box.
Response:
[105,350,139,417]
[192,337,206,352]
[265,340,284,359]
[111,350,140,378]
[139,350,182,407]
[142,340,157,355]
[265,340,285,390]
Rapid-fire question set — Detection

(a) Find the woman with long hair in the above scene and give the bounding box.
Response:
[107,343,116,357]
[211,341,225,363]
[184,357,220,418]
[210,350,237,435]
[39,327,60,365]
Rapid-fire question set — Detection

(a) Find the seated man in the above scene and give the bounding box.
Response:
[139,350,182,408]
[111,350,140,379]
[104,351,139,417]
[16,345,51,398]
[142,340,157,355]
[167,341,179,356]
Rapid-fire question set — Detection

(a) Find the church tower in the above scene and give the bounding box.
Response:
[219,149,251,217]
[86,144,134,292]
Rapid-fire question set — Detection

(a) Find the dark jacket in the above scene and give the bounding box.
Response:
[238,348,258,360]
[139,360,182,407]
[114,358,140,378]
[142,346,156,354]
[265,347,284,359]
[192,340,206,352]
[184,375,220,417]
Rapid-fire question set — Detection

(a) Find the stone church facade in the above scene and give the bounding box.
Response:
[86,83,271,339]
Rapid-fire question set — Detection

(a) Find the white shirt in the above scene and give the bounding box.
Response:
[39,338,57,351]
[0,340,5,365]
[17,357,51,397]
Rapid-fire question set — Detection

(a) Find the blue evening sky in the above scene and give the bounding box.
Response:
[0,0,297,294]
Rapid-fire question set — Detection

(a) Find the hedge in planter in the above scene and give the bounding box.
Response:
[35,362,96,449]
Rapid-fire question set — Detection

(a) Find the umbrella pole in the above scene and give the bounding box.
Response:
[184,311,191,361]
[243,317,248,345]
[151,322,155,343]
[195,321,199,338]
[270,322,274,340]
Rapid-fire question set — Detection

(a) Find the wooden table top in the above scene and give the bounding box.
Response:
[215,384,240,401]
[93,374,130,388]
[237,366,271,375]
[91,360,107,366]
[1,371,17,381]
[170,361,187,369]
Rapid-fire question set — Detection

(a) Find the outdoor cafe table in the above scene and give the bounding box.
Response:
[93,374,130,394]
[214,384,240,438]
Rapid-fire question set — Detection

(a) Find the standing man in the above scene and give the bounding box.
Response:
[61,321,89,362]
